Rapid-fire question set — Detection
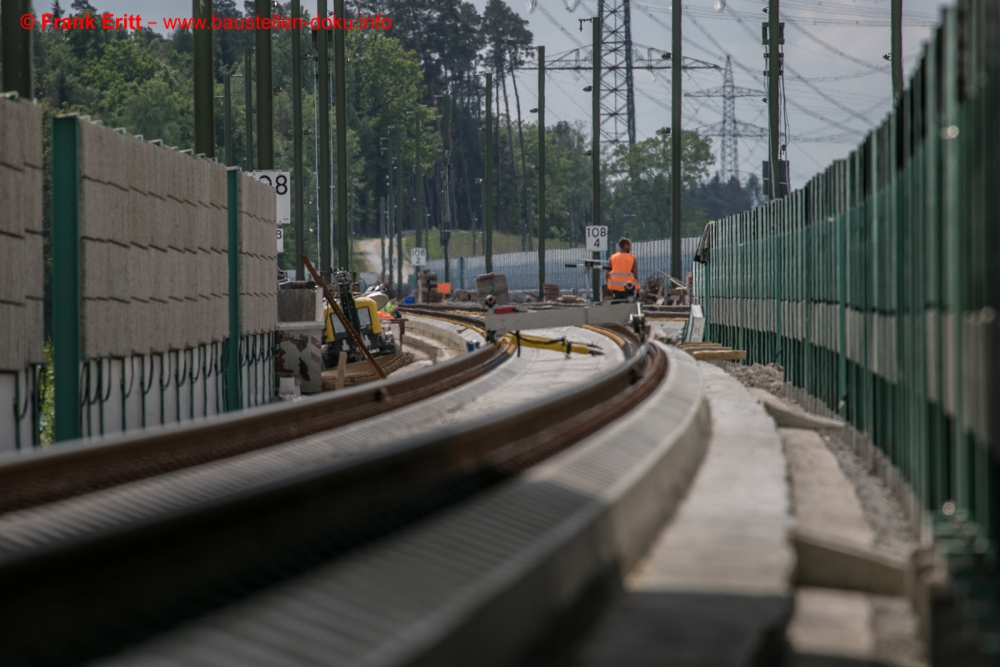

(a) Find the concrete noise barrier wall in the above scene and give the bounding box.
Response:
[47,114,279,445]
[76,118,233,357]
[238,173,278,336]
[0,96,44,451]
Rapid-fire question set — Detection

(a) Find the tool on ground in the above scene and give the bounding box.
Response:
[301,255,387,380]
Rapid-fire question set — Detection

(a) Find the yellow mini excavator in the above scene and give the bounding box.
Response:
[321,271,397,367]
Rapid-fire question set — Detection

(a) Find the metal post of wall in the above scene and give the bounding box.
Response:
[767,0,781,200]
[485,73,494,273]
[671,0,682,279]
[591,16,602,302]
[193,0,214,157]
[334,0,349,270]
[386,131,394,289]
[254,0,273,169]
[17,0,32,97]
[291,0,305,278]
[396,126,404,294]
[226,168,243,411]
[537,45,546,299]
[379,196,386,283]
[2,0,32,99]
[223,73,233,166]
[244,47,254,171]
[891,0,903,99]
[415,112,424,249]
[1,0,18,94]
[316,0,331,280]
[52,114,81,442]
[442,94,452,284]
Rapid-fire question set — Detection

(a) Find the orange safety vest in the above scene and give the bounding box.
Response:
[607,252,640,291]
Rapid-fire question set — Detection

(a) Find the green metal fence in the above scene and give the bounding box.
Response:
[704,0,998,627]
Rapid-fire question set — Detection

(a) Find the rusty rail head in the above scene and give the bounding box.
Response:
[0,339,509,513]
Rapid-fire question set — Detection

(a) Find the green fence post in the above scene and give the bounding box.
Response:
[942,9,967,515]
[775,205,782,365]
[226,169,242,412]
[837,178,847,418]
[537,45,546,299]
[52,114,82,442]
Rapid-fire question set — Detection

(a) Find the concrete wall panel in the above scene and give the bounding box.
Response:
[0,99,25,169]
[0,164,25,237]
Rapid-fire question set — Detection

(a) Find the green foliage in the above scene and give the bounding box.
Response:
[38,342,55,446]
[20,0,762,295]
[606,130,717,239]
[400,229,577,263]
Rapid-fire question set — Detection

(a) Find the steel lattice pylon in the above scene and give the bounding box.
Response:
[686,55,760,182]
[597,0,636,147]
[720,56,738,181]
[522,2,719,152]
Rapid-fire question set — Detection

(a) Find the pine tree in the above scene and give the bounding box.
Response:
[69,0,96,14]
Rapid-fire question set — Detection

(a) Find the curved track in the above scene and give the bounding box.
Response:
[0,316,511,513]
[0,314,663,666]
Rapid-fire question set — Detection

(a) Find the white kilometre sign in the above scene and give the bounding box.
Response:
[585,225,608,252]
[248,171,291,252]
[410,247,427,267]
[276,227,284,253]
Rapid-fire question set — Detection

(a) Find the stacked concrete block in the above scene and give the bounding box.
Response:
[161,148,186,351]
[0,97,43,370]
[238,173,278,335]
[208,165,228,341]
[73,118,234,359]
[127,136,152,353]
[190,157,229,345]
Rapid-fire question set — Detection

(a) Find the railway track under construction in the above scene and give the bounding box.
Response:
[0,311,700,667]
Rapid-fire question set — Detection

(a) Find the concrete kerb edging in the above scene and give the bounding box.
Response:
[773,379,941,642]
[404,317,472,356]
[399,344,711,667]
[793,528,908,596]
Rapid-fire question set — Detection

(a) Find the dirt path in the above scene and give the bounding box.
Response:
[357,238,413,285]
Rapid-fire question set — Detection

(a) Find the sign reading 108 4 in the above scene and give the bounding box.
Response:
[585,225,608,252]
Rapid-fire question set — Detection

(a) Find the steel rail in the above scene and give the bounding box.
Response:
[0,342,667,666]
[0,331,510,514]
[399,305,487,332]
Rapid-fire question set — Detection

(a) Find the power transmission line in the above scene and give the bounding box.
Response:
[784,16,890,72]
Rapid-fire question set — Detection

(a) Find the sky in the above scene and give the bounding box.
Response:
[87,0,953,188]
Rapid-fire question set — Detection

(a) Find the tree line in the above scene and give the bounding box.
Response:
[15,0,764,272]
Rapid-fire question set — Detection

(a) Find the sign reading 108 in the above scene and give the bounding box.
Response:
[585,225,608,252]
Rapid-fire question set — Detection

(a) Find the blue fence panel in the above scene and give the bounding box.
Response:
[422,237,701,296]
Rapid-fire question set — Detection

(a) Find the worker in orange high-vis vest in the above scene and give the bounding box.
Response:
[606,237,641,298]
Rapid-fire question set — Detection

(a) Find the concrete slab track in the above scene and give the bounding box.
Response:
[577,363,796,667]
